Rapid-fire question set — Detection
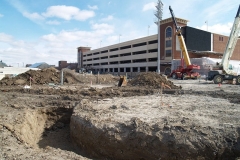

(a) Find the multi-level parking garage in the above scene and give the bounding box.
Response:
[79,35,161,76]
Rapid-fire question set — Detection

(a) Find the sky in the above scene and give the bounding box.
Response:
[0,0,239,67]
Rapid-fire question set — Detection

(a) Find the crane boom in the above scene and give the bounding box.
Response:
[221,5,240,75]
[169,6,191,66]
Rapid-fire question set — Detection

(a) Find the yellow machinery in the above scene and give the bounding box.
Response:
[118,75,127,87]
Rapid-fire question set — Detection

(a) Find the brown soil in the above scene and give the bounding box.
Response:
[0,68,118,86]
[0,70,240,160]
[129,72,180,89]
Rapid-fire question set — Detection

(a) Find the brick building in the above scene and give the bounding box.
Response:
[58,60,78,70]
[77,17,240,76]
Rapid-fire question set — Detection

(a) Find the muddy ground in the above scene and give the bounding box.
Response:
[0,72,240,160]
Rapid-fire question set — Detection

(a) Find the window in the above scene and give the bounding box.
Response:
[166,50,172,57]
[166,40,172,48]
[165,27,172,59]
[166,27,172,38]
[219,36,224,41]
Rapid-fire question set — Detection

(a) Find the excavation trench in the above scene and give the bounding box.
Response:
[11,106,84,155]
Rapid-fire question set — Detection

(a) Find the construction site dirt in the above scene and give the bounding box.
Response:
[0,69,240,160]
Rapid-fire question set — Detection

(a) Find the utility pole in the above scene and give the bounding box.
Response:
[155,0,163,74]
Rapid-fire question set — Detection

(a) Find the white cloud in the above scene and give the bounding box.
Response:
[0,33,42,66]
[23,12,45,21]
[91,23,114,35]
[88,5,98,10]
[201,1,237,22]
[142,2,155,12]
[46,20,60,25]
[0,14,3,18]
[42,5,95,21]
[100,15,113,21]
[197,23,233,36]
[0,33,13,42]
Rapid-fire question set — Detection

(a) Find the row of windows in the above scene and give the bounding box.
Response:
[83,58,157,65]
[83,50,158,60]
[84,40,158,57]
[83,49,172,62]
[82,67,157,73]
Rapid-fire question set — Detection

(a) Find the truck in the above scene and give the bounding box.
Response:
[207,5,240,85]
[169,6,200,80]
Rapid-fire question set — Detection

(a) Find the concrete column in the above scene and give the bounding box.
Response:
[138,67,140,72]
[146,67,148,72]
[124,68,126,72]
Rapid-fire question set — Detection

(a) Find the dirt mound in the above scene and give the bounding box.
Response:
[129,72,180,89]
[0,68,118,86]
[63,69,118,85]
[0,67,60,85]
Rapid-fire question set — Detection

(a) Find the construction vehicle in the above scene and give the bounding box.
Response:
[118,75,127,87]
[207,5,240,85]
[169,6,200,80]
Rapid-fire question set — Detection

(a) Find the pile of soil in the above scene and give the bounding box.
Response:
[0,67,61,85]
[129,72,179,89]
[64,69,118,85]
[0,68,118,86]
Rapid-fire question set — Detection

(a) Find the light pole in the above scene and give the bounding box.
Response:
[154,0,163,74]
[100,40,102,47]
[148,25,150,36]
[119,34,121,43]
[205,20,208,31]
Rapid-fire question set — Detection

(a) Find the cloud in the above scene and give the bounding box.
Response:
[39,22,115,58]
[201,1,237,22]
[46,20,60,25]
[88,5,98,10]
[0,33,41,66]
[23,12,44,21]
[42,5,95,21]
[100,15,113,21]
[142,2,155,12]
[0,14,3,18]
[197,23,233,36]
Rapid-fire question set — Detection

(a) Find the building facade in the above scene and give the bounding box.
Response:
[77,17,240,76]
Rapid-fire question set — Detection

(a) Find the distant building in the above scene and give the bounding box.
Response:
[25,64,32,67]
[58,60,78,70]
[0,60,8,68]
[77,17,240,76]
[29,62,51,69]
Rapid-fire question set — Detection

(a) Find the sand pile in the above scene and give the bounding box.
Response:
[129,72,179,89]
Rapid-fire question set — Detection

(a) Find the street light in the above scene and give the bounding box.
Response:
[154,0,163,74]
[148,25,150,36]
[119,34,121,43]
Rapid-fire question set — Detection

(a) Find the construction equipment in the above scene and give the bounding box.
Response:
[169,6,200,80]
[207,5,240,85]
[118,75,127,87]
